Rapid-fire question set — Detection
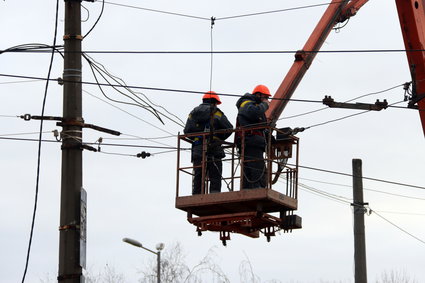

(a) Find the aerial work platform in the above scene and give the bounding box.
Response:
[175,127,302,245]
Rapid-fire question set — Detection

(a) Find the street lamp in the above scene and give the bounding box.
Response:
[122,237,164,283]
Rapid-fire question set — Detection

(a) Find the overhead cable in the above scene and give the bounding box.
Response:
[299,182,352,204]
[83,53,185,126]
[0,136,186,150]
[371,209,425,245]
[0,79,42,85]
[300,177,425,201]
[305,101,405,129]
[215,2,341,21]
[2,74,423,120]
[1,73,415,110]
[101,1,343,22]
[293,163,425,190]
[83,0,105,39]
[6,49,425,55]
[374,210,425,216]
[103,1,209,21]
[280,83,405,120]
[83,89,176,135]
[21,1,60,282]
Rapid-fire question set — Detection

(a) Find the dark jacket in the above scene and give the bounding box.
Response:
[236,93,269,149]
[184,103,233,159]
[236,93,269,127]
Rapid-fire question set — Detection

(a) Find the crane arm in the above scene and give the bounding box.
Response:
[395,0,425,136]
[266,0,368,125]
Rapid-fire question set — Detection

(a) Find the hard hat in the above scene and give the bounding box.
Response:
[252,85,271,96]
[202,91,222,105]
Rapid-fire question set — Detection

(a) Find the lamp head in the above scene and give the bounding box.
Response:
[156,243,165,251]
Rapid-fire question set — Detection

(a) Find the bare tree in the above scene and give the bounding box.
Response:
[83,264,126,283]
[139,242,229,283]
[239,253,261,283]
[376,269,418,283]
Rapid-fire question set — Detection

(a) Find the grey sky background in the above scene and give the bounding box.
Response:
[1,0,424,282]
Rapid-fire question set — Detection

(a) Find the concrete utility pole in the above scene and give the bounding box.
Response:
[58,0,84,282]
[352,159,368,283]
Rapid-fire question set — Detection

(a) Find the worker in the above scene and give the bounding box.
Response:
[184,91,233,195]
[236,84,271,189]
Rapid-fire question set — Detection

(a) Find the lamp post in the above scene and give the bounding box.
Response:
[122,238,164,283]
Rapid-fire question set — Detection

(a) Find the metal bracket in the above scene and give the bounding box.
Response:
[59,224,80,231]
[323,96,388,111]
[20,114,63,121]
[58,273,83,281]
[407,92,425,109]
[63,34,83,40]
[57,120,121,136]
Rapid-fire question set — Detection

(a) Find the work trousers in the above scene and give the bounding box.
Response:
[192,155,223,194]
[242,145,267,189]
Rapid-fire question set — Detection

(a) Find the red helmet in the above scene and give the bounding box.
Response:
[252,85,271,96]
[202,91,222,105]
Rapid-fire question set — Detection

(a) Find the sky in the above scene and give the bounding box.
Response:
[1,0,425,282]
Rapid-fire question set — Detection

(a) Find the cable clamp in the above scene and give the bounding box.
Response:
[58,273,83,281]
[408,92,425,109]
[57,119,121,136]
[58,224,80,231]
[61,143,97,152]
[136,151,151,159]
[20,114,63,121]
[63,34,83,40]
[22,114,31,121]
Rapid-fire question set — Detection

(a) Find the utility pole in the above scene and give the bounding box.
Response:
[58,0,84,282]
[352,159,368,283]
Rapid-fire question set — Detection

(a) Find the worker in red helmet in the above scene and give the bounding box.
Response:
[235,85,271,189]
[184,91,233,194]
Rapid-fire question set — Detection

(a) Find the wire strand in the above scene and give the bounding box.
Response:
[371,209,425,245]
[300,177,425,201]
[216,1,342,21]
[103,1,209,21]
[21,1,59,282]
[279,83,405,120]
[293,163,425,190]
[83,0,105,39]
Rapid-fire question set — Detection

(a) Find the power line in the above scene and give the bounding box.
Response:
[0,136,187,150]
[21,1,60,282]
[0,79,42,85]
[300,177,425,201]
[293,163,425,190]
[216,1,343,21]
[83,89,175,136]
[103,1,338,22]
[374,210,425,216]
[103,134,176,140]
[296,179,425,245]
[371,209,425,245]
[2,73,420,111]
[279,83,405,120]
[0,131,54,137]
[103,1,209,21]
[83,0,105,39]
[299,182,352,205]
[305,100,406,129]
[83,53,185,126]
[5,48,425,55]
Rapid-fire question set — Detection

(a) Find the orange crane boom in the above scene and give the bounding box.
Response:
[266,0,425,136]
[395,0,425,136]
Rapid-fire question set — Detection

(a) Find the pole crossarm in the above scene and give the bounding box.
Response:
[322,96,388,111]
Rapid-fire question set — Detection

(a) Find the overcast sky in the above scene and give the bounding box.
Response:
[1,0,425,282]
